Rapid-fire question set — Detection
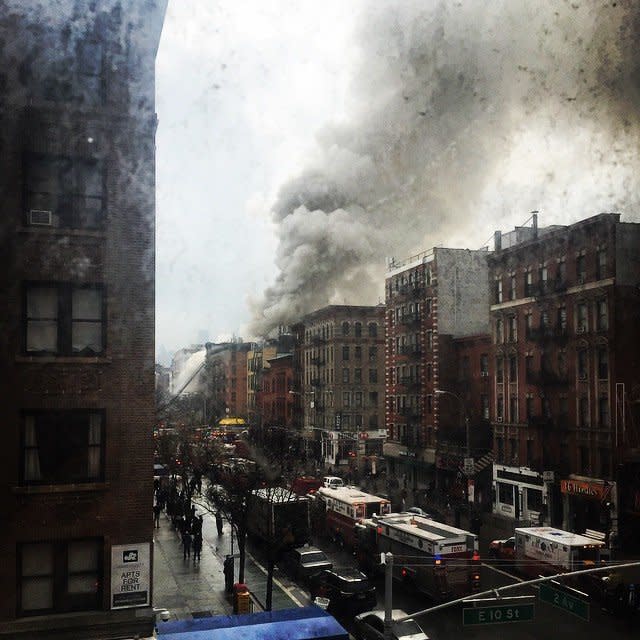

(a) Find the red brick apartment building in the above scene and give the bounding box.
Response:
[258,354,295,429]
[293,306,386,469]
[488,213,640,548]
[0,2,167,638]
[384,248,491,498]
[206,342,251,420]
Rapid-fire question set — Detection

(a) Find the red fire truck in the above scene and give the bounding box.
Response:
[355,512,481,601]
[317,487,391,549]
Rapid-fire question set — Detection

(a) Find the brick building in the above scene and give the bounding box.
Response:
[384,248,490,498]
[293,305,386,469]
[206,341,251,421]
[258,354,295,429]
[0,2,166,638]
[488,213,640,546]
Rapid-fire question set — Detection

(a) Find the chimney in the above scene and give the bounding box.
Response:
[532,211,539,238]
[494,230,502,251]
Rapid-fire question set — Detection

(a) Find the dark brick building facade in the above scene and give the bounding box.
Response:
[488,213,640,546]
[0,2,166,638]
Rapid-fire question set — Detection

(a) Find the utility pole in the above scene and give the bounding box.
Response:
[384,552,393,640]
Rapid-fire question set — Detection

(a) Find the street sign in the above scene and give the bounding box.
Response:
[539,582,590,621]
[463,602,535,626]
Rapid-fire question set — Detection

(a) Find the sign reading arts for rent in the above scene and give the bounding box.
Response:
[111,542,151,609]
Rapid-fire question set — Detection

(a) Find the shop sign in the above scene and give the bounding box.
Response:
[560,479,612,501]
[111,543,150,609]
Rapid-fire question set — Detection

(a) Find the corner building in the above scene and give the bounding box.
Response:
[0,2,166,638]
[384,248,490,498]
[488,214,640,548]
[294,305,387,469]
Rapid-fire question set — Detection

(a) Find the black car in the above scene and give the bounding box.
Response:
[280,546,333,582]
[309,567,377,615]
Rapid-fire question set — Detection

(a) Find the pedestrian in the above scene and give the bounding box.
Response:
[153,503,161,528]
[193,532,202,562]
[182,529,192,560]
[223,555,234,593]
[216,511,224,536]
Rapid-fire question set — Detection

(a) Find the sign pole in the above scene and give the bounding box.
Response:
[383,553,393,640]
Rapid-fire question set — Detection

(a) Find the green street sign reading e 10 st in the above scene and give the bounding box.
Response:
[539,583,590,621]
[463,603,535,626]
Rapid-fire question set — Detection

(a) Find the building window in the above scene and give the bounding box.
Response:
[510,274,517,300]
[508,315,517,342]
[369,346,377,361]
[579,446,589,474]
[558,259,566,283]
[496,357,504,384]
[426,394,433,414]
[19,539,102,615]
[557,306,567,332]
[558,350,567,377]
[596,248,607,280]
[342,321,350,336]
[342,368,349,383]
[497,396,504,420]
[524,269,533,296]
[495,278,503,304]
[25,283,105,356]
[496,437,505,462]
[525,395,534,419]
[369,369,378,383]
[509,355,517,381]
[369,391,378,408]
[576,302,588,333]
[495,318,503,344]
[525,312,533,339]
[577,349,588,380]
[525,355,534,382]
[368,322,378,337]
[509,437,518,463]
[342,346,350,361]
[599,448,611,478]
[425,298,432,315]
[460,356,470,381]
[25,154,104,229]
[480,353,489,376]
[576,254,586,283]
[354,368,362,383]
[342,392,350,408]
[596,299,608,331]
[509,397,518,423]
[597,348,609,380]
[22,411,104,484]
[355,392,363,408]
[579,396,589,427]
[354,322,362,337]
[481,394,489,420]
[598,396,610,428]
[355,345,362,360]
[426,362,432,381]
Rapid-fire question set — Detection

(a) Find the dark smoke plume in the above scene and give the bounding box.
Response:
[250,0,640,335]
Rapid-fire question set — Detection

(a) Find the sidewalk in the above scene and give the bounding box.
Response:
[153,506,301,621]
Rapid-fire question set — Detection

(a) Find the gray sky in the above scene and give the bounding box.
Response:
[155,1,640,363]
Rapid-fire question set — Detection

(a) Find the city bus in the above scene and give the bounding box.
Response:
[317,486,391,549]
[355,512,481,601]
[514,526,606,578]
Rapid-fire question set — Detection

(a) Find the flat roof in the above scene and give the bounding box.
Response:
[375,513,475,542]
[319,487,389,504]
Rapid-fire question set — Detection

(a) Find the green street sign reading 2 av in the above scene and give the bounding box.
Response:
[539,583,590,621]
[463,603,535,626]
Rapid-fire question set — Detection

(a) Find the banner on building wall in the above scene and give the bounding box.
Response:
[111,542,151,609]
[560,479,612,502]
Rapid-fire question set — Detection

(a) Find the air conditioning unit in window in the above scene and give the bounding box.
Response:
[576,326,586,334]
[577,276,585,285]
[29,209,52,226]
[480,371,489,377]
[496,417,503,422]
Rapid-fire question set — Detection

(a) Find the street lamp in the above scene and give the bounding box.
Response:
[434,388,470,457]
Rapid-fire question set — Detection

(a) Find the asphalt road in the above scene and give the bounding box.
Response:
[251,532,639,640]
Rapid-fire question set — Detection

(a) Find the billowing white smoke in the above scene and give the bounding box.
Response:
[251,0,640,335]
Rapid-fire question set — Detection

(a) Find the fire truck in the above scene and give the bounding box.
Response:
[317,487,391,549]
[355,512,481,601]
[514,526,605,578]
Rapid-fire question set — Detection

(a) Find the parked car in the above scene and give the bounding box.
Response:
[353,609,429,640]
[489,536,516,560]
[280,546,333,582]
[309,567,377,615]
[323,476,344,489]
